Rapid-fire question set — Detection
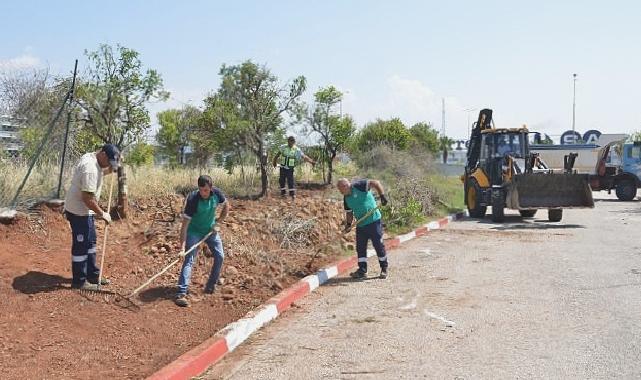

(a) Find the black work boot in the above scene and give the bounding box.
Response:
[349,269,367,280]
[175,294,190,307]
[88,277,111,286]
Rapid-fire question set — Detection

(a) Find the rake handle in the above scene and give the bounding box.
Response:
[342,206,380,236]
[97,173,116,290]
[128,229,216,298]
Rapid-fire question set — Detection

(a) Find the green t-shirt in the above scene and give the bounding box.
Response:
[343,179,381,227]
[183,188,226,238]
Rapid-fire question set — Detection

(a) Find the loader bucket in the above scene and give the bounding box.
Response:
[510,173,594,209]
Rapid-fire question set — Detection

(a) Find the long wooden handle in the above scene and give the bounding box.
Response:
[342,206,379,235]
[97,173,116,289]
[128,230,215,298]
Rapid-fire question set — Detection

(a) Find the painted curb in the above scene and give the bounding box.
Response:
[147,210,468,380]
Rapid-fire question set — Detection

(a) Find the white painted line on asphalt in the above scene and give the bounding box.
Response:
[423,309,455,327]
[224,304,279,351]
[399,294,418,310]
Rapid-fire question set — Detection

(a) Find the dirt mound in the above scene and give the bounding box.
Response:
[0,189,351,379]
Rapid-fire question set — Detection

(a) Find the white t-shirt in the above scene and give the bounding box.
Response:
[64,152,104,216]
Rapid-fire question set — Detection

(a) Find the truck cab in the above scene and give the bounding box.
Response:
[622,142,641,178]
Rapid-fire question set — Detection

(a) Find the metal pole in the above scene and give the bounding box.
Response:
[441,98,446,136]
[56,59,78,199]
[572,73,577,143]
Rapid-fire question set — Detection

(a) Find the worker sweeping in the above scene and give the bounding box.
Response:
[272,136,316,199]
[175,175,229,307]
[337,178,389,280]
[63,144,120,291]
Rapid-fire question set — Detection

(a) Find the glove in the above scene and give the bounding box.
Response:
[343,221,352,234]
[380,194,388,206]
[101,211,112,224]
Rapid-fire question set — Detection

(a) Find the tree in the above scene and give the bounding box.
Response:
[439,135,455,164]
[202,61,306,197]
[297,86,356,184]
[126,141,155,166]
[409,122,440,153]
[156,105,201,166]
[631,130,641,142]
[75,43,169,217]
[353,118,413,152]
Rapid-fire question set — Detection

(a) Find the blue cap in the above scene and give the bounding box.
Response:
[101,144,120,170]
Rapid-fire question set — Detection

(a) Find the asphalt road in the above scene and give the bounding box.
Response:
[204,193,641,380]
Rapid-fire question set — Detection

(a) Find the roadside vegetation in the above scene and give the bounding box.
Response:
[1,42,462,234]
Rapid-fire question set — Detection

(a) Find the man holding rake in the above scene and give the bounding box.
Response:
[175,175,229,307]
[337,178,389,280]
[63,144,120,291]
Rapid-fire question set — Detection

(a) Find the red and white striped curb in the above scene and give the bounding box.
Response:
[147,211,467,380]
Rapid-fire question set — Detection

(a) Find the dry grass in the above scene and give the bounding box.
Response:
[0,161,328,208]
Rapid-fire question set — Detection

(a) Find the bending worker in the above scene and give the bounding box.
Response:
[272,136,316,198]
[337,178,389,280]
[63,144,120,291]
[175,175,229,307]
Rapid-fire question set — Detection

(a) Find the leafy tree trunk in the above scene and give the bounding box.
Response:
[326,150,336,185]
[116,165,128,218]
[258,139,269,197]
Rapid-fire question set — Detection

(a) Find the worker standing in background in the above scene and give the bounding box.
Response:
[272,136,316,199]
[337,178,389,280]
[175,175,229,307]
[63,144,120,291]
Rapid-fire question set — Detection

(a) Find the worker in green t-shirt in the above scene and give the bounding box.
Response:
[175,175,230,307]
[337,178,389,280]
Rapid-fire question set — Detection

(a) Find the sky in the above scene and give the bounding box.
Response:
[1,0,640,141]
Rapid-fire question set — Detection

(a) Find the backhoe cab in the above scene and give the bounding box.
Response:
[463,109,594,222]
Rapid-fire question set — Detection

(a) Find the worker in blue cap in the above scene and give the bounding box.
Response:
[63,144,120,291]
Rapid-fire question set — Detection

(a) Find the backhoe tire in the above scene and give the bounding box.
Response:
[548,209,563,222]
[466,179,486,218]
[519,209,537,218]
[491,191,505,223]
[615,180,637,201]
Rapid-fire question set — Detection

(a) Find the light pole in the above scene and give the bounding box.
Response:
[339,90,350,118]
[572,73,577,143]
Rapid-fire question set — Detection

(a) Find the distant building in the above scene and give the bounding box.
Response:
[0,115,24,157]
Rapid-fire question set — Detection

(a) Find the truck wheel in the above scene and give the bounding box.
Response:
[491,190,505,223]
[519,209,537,218]
[548,209,563,222]
[615,180,637,201]
[466,179,487,218]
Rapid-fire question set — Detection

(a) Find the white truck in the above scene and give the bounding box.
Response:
[531,134,641,200]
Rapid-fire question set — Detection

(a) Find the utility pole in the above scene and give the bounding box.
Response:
[441,98,446,136]
[572,73,577,143]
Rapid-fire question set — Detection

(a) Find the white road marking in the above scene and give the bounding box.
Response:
[423,309,455,327]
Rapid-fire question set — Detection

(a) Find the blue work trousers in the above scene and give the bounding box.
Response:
[65,212,100,287]
[356,219,388,273]
[177,232,225,295]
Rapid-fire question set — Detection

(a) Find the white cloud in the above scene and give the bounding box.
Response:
[0,54,41,71]
[348,75,474,139]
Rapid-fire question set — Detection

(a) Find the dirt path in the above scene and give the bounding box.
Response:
[204,193,641,379]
